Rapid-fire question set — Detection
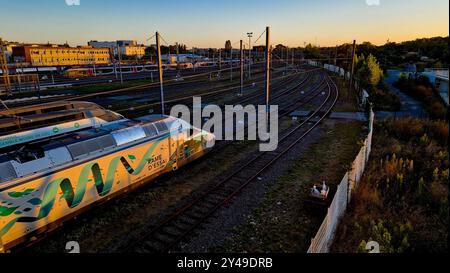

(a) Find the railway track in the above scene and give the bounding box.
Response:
[12,67,326,253]
[208,72,327,153]
[3,65,285,109]
[117,67,320,118]
[122,74,338,253]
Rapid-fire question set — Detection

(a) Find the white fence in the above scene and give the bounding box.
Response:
[307,108,374,253]
[306,60,374,253]
[308,61,370,108]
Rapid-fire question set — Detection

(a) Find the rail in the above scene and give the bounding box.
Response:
[122,73,338,253]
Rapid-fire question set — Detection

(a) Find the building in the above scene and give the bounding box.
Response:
[12,44,111,67]
[88,40,146,58]
[1,42,19,63]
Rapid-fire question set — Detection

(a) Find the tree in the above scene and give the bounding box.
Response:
[225,40,232,52]
[355,54,384,89]
[367,54,384,87]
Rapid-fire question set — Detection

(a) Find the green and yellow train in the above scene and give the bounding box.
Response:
[0,103,215,252]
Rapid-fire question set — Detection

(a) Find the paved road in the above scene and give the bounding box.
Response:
[375,70,427,120]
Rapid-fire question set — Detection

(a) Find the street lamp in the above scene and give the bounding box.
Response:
[247,32,253,79]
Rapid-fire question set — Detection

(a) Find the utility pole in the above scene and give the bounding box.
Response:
[113,53,118,80]
[292,49,294,68]
[230,46,233,81]
[218,48,222,79]
[192,47,196,72]
[16,60,22,93]
[0,38,11,95]
[334,45,338,66]
[156,31,165,115]
[92,52,97,77]
[285,47,289,72]
[247,32,253,79]
[117,46,123,84]
[349,40,356,92]
[240,40,244,96]
[176,42,179,70]
[270,45,273,79]
[264,27,270,129]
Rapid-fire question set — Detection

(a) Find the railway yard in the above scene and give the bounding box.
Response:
[0,60,369,253]
[0,3,448,271]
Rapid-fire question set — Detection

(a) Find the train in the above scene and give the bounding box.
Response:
[0,102,215,252]
[0,60,241,79]
[61,62,226,78]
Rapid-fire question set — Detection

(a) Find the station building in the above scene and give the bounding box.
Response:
[88,40,146,58]
[12,44,111,67]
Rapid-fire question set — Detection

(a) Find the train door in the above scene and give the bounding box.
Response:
[168,122,181,171]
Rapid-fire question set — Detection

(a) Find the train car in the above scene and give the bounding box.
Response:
[177,63,194,69]
[0,101,126,148]
[0,106,215,252]
[63,68,95,78]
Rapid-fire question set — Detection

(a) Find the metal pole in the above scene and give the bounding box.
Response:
[176,42,179,71]
[334,45,338,66]
[240,40,244,96]
[292,49,294,68]
[265,27,270,127]
[156,31,165,115]
[36,75,41,99]
[114,60,117,79]
[92,52,97,77]
[285,47,288,72]
[270,45,273,79]
[218,48,221,79]
[118,46,123,84]
[349,40,356,92]
[230,46,233,81]
[247,32,253,79]
[193,47,196,72]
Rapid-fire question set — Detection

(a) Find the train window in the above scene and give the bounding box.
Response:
[143,124,158,138]
[9,145,45,163]
[155,122,169,134]
[67,135,116,159]
[15,111,36,117]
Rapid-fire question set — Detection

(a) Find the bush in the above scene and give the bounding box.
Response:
[394,76,448,120]
[332,118,449,253]
[384,118,424,140]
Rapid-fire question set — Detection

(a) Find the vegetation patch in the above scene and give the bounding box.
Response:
[332,118,448,253]
[394,75,448,120]
[354,54,401,111]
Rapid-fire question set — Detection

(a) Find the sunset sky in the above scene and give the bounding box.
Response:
[1,0,448,48]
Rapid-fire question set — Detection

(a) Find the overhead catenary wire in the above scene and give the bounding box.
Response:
[253,29,266,45]
[146,34,156,42]
[159,34,171,47]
